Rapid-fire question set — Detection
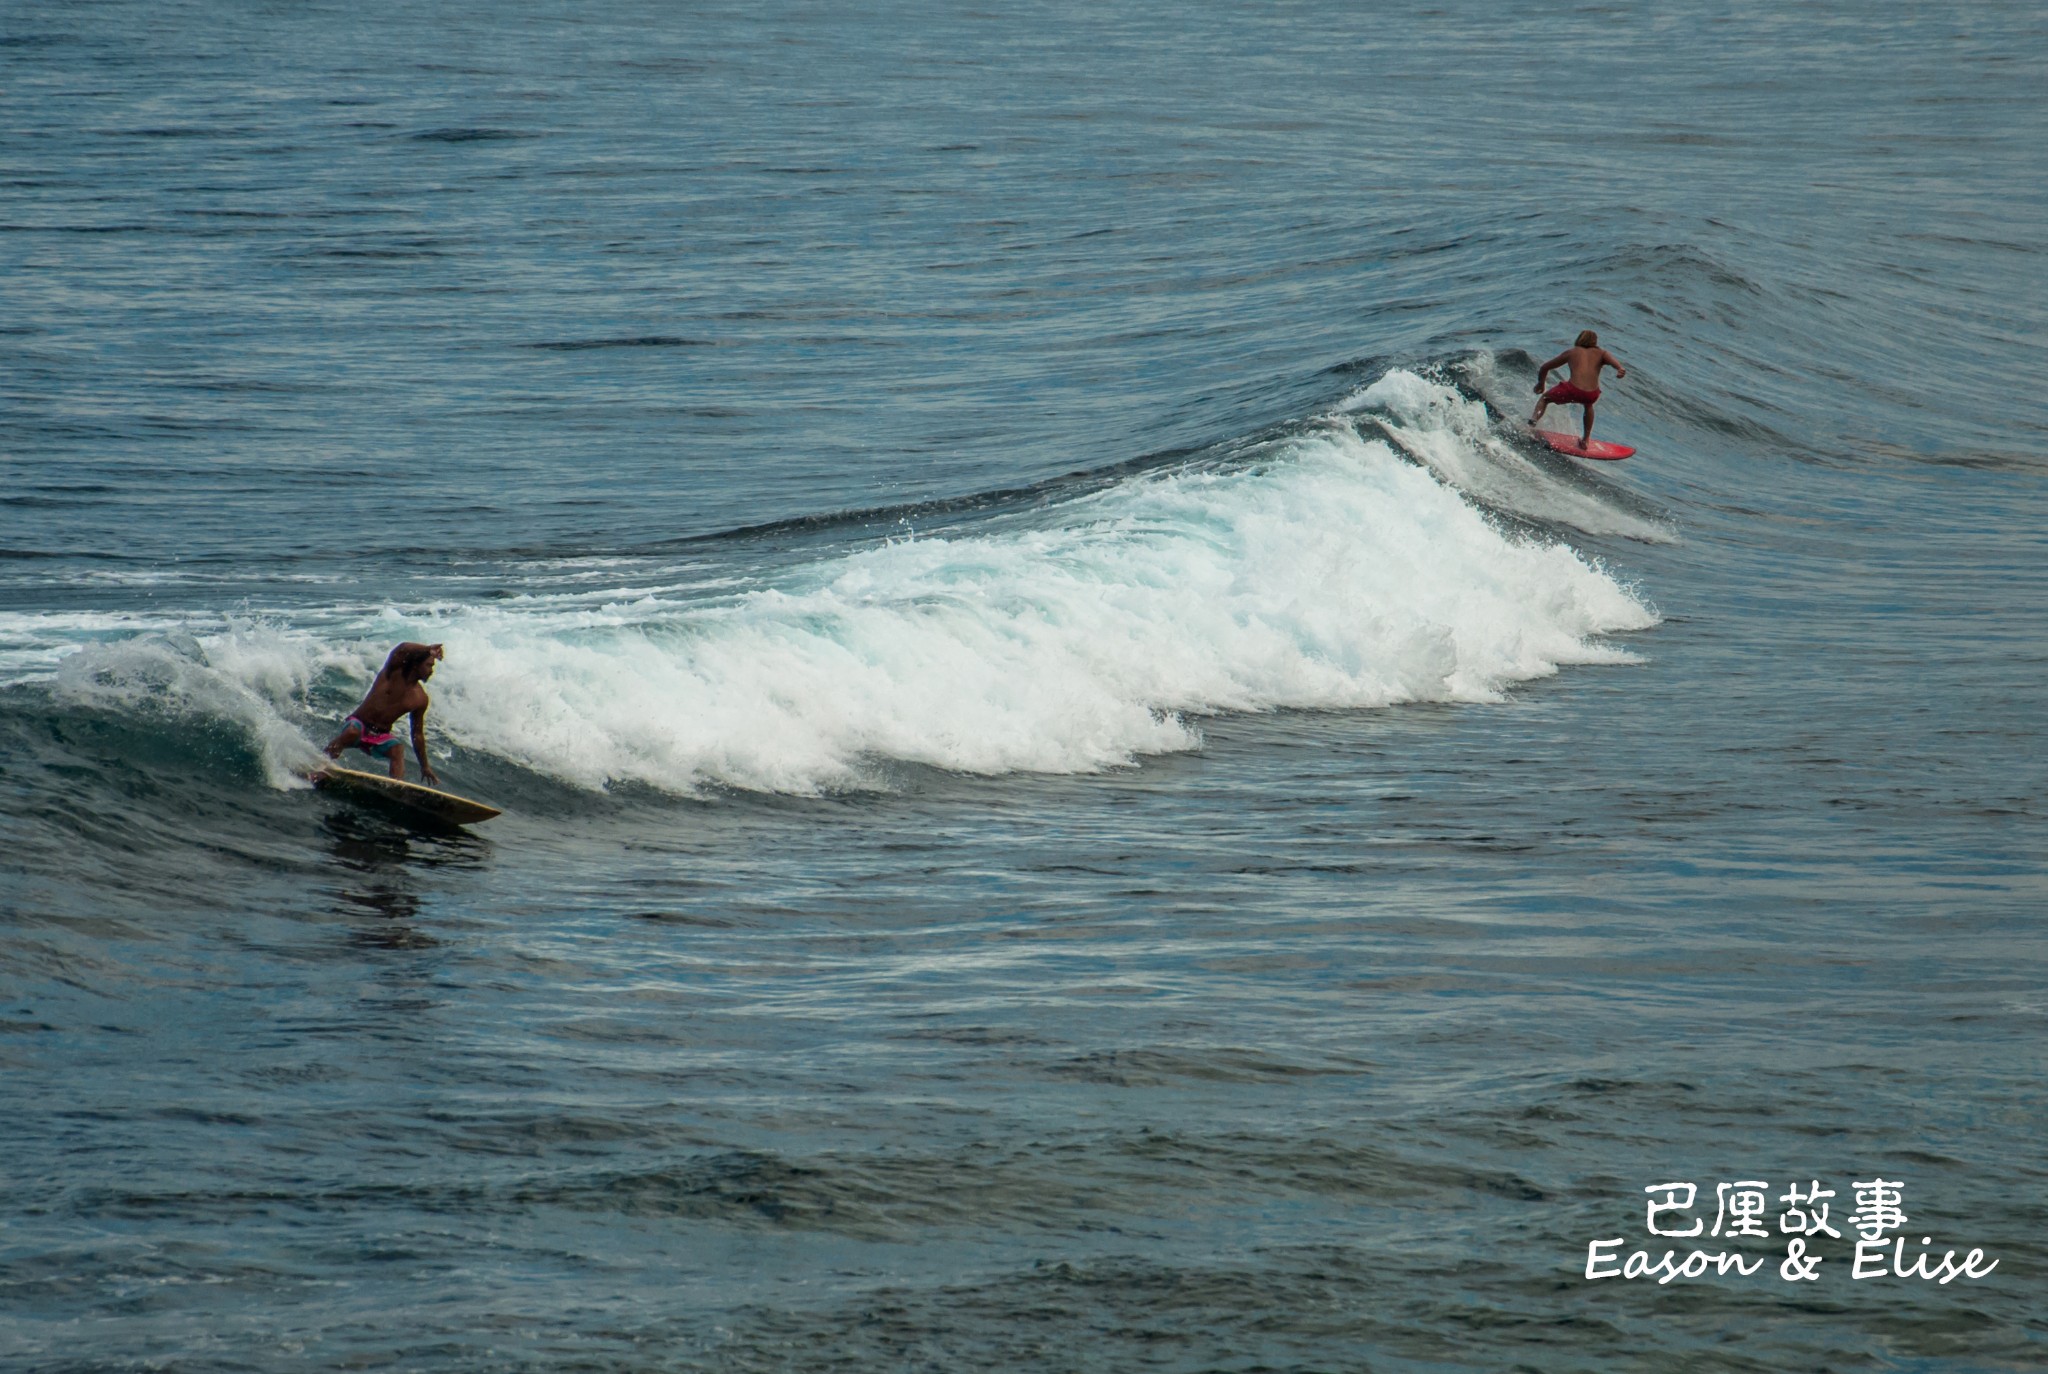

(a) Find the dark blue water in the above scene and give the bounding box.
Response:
[5,2,2046,1368]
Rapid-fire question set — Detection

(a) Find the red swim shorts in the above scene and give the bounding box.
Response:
[1544,382,1601,406]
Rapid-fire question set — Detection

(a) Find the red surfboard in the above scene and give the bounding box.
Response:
[1536,430,1635,460]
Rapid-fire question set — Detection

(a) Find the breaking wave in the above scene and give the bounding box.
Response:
[11,371,1658,796]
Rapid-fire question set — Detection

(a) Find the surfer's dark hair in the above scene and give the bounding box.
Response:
[390,644,438,677]
[1576,329,1598,347]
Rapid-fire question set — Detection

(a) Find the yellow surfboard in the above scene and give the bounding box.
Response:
[311,764,502,825]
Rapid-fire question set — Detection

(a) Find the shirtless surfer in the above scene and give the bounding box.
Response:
[325,642,443,785]
[1531,330,1627,450]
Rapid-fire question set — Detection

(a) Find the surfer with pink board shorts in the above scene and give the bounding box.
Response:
[1531,330,1627,452]
[325,642,443,785]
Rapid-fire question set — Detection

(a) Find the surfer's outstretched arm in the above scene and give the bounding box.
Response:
[409,707,437,786]
[1531,351,1573,422]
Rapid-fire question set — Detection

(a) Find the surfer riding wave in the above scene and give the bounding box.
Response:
[325,642,442,784]
[1531,330,1627,450]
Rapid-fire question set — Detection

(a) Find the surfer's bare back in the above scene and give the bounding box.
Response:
[1531,330,1627,449]
[325,642,443,785]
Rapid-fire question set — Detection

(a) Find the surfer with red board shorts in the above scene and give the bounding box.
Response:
[1531,330,1626,451]
[325,642,443,785]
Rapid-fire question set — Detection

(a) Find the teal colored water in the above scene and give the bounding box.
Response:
[4,2,2045,1368]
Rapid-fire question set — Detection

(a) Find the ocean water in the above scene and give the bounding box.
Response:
[4,1,2046,1369]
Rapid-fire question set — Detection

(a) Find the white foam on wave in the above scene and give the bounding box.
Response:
[30,416,1659,796]
[1341,365,1674,543]
[38,617,366,787]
